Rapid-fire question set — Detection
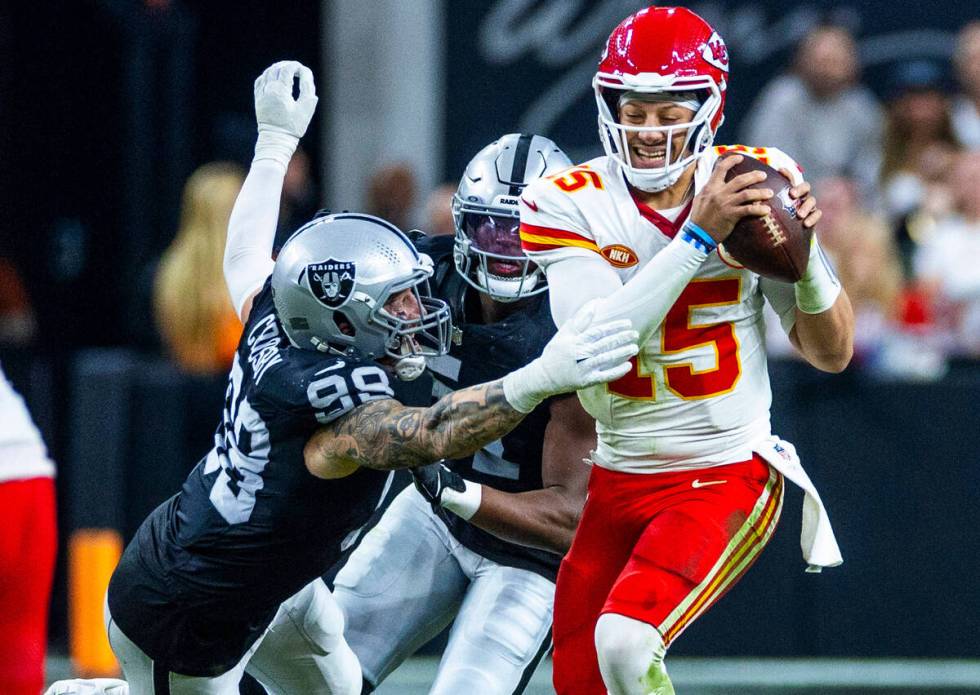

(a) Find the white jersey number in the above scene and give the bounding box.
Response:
[210,355,272,524]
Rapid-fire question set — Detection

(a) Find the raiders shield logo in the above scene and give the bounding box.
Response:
[307,259,356,308]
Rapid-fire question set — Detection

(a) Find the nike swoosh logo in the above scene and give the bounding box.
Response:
[691,479,727,488]
[521,197,538,212]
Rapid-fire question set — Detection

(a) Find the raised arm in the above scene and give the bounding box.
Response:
[225,61,317,322]
[304,304,637,479]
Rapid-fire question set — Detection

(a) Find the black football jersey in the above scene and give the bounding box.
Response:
[108,280,396,676]
[415,235,563,580]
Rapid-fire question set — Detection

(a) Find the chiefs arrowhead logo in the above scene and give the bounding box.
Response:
[600,244,639,268]
[701,32,729,73]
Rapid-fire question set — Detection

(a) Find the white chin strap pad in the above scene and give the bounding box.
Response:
[477,268,539,301]
[395,354,426,381]
[624,165,685,193]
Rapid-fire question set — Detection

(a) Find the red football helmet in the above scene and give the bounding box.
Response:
[593,6,729,192]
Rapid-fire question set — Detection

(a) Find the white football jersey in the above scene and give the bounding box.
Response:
[0,362,55,482]
[520,146,803,473]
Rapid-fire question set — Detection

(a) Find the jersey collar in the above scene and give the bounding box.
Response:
[626,179,693,239]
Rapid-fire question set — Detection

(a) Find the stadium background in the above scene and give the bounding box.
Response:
[1,0,979,692]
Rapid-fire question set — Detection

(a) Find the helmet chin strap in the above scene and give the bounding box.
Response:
[624,165,686,193]
[395,354,426,381]
[392,335,427,381]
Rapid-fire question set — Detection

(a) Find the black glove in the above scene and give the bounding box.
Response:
[411,461,466,515]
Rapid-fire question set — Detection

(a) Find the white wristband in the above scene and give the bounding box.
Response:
[795,236,841,314]
[441,480,482,520]
[253,130,299,170]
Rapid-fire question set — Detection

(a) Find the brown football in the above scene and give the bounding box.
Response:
[719,154,812,283]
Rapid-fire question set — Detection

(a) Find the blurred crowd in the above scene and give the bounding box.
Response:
[746,22,980,378]
[4,22,980,382]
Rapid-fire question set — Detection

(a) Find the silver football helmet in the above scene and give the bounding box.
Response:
[452,133,572,302]
[272,213,452,380]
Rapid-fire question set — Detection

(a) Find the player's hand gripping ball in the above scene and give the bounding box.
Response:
[719,155,813,283]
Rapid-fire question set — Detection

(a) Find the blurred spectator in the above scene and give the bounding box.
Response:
[0,363,56,695]
[813,176,903,361]
[879,60,959,226]
[153,162,244,375]
[889,141,957,279]
[914,151,980,355]
[274,145,319,253]
[0,259,36,346]
[952,21,980,149]
[366,162,417,231]
[741,25,882,198]
[423,182,457,236]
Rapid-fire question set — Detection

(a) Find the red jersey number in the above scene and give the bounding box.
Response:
[608,278,742,400]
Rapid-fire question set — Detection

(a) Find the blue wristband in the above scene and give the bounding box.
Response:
[680,219,717,253]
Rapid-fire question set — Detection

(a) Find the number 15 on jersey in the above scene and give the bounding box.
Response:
[609,278,742,401]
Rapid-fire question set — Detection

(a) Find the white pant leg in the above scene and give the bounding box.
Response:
[43,679,130,695]
[429,548,555,695]
[245,579,360,695]
[332,486,469,688]
[104,601,251,695]
[595,613,673,695]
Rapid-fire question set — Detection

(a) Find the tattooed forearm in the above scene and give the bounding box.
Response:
[304,379,526,475]
[419,379,524,464]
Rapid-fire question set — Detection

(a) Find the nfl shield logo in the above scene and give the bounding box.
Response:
[308,259,356,308]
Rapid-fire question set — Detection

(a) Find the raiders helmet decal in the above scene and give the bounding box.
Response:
[307,259,356,308]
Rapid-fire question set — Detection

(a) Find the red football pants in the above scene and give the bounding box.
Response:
[0,477,57,695]
[552,456,783,695]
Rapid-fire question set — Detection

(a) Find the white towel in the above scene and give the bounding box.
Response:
[753,436,842,572]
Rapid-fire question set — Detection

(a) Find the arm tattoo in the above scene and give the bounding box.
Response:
[309,379,524,472]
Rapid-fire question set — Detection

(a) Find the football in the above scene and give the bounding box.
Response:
[719,155,812,283]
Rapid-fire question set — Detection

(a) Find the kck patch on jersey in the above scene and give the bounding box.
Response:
[308,259,355,308]
[601,244,639,268]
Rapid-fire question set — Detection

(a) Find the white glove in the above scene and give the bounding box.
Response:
[253,60,318,168]
[503,300,639,413]
[44,679,129,695]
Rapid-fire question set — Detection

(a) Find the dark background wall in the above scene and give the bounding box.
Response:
[0,0,320,351]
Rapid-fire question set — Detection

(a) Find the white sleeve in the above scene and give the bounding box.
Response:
[519,176,601,270]
[545,233,710,343]
[545,254,622,327]
[760,277,798,334]
[224,158,286,319]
